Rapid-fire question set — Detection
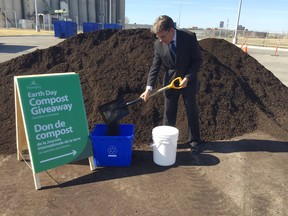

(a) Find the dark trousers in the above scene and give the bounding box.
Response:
[163,79,200,142]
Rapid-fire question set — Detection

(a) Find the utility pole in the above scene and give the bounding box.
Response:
[178,0,182,28]
[232,0,242,44]
[13,11,17,28]
[35,0,40,32]
[109,0,112,23]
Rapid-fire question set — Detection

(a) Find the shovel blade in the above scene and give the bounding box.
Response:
[98,98,130,124]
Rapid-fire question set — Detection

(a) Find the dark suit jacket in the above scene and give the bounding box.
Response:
[147,29,202,88]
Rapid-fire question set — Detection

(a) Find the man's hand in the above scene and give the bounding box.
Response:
[140,89,151,102]
[179,77,189,88]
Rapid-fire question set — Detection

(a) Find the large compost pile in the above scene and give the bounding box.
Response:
[1,28,287,155]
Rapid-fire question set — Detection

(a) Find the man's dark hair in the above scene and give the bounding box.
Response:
[151,15,174,33]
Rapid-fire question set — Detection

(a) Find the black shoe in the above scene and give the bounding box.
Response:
[189,141,202,154]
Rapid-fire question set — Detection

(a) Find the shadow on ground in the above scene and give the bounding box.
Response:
[0,44,36,53]
[203,139,288,153]
[39,139,287,190]
[40,150,220,190]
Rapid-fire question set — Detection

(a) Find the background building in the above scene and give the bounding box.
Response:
[0,0,125,30]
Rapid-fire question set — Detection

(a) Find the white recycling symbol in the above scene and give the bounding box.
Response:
[107,145,117,156]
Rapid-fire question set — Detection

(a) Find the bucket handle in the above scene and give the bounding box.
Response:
[150,142,160,148]
[150,140,168,148]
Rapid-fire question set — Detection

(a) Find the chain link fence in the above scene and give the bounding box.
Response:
[193,29,288,48]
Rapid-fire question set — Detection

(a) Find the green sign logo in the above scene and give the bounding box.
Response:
[16,73,92,173]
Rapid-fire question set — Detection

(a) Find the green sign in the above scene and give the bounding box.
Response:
[16,73,92,173]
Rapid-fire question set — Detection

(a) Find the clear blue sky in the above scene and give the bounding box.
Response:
[126,0,288,33]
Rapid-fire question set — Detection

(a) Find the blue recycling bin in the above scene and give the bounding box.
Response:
[83,22,102,33]
[103,23,122,29]
[90,124,134,166]
[114,24,122,30]
[103,23,113,29]
[103,23,122,30]
[54,21,77,38]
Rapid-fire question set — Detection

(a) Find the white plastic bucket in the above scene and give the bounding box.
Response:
[151,126,179,166]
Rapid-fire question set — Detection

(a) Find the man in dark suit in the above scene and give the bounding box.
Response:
[140,15,203,154]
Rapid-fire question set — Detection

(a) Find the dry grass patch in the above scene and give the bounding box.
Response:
[0,28,54,36]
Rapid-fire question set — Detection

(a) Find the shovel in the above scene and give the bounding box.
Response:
[98,77,183,124]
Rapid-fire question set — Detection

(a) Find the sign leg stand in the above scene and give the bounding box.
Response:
[88,156,96,171]
[33,173,41,190]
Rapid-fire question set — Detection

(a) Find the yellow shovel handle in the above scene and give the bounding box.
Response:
[167,77,183,89]
[149,77,183,97]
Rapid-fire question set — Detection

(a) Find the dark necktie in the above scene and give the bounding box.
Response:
[170,40,176,62]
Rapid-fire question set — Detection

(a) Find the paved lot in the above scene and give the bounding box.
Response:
[0,36,287,87]
[247,45,288,87]
[1,35,287,215]
[0,35,64,63]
